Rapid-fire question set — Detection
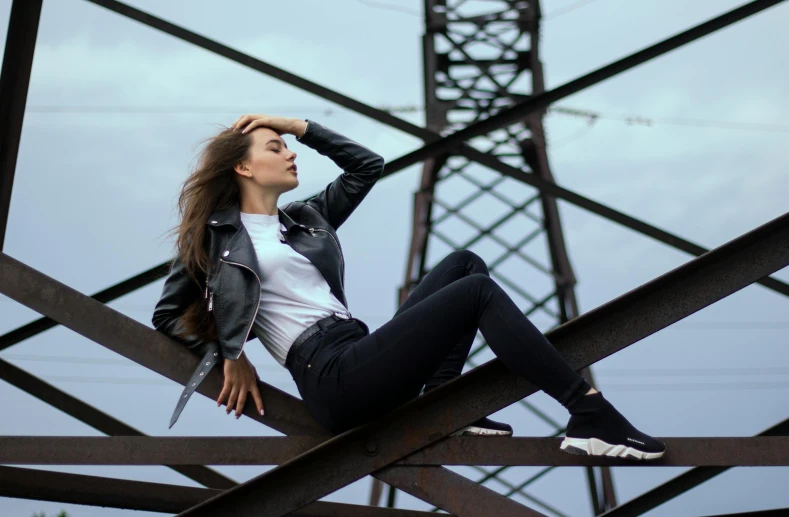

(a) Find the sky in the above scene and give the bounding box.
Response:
[1,0,788,516]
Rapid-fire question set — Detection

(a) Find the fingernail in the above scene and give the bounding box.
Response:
[260,409,264,416]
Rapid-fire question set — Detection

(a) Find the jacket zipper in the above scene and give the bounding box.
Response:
[219,257,261,360]
[308,227,345,284]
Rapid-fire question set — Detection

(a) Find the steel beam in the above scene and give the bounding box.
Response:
[1,199,787,516]
[2,436,788,467]
[2,210,787,515]
[0,252,541,516]
[0,347,498,517]
[696,510,789,517]
[0,466,439,517]
[0,358,237,489]
[154,210,788,516]
[0,260,169,352]
[0,0,42,250]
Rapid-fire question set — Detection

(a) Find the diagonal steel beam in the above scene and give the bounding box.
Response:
[0,260,169,352]
[0,253,544,516]
[600,417,789,517]
[0,0,42,250]
[77,0,789,300]
[1,211,787,514]
[0,344,503,517]
[0,347,517,517]
[2,212,787,516]
[0,358,236,489]
[3,436,788,467]
[160,210,789,516]
[696,509,789,517]
[0,466,440,517]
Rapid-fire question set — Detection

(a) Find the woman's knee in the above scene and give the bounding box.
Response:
[463,272,497,293]
[449,249,489,276]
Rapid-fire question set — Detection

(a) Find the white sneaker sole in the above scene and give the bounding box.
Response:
[451,425,513,437]
[560,437,665,460]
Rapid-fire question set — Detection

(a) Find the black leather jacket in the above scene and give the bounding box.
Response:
[151,119,385,427]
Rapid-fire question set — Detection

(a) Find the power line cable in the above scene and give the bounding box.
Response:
[548,105,789,134]
[542,0,604,20]
[24,104,789,134]
[355,0,421,17]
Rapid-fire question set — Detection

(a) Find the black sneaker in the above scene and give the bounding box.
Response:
[560,391,666,460]
[452,416,513,436]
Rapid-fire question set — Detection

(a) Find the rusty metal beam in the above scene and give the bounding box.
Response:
[0,343,500,517]
[2,210,787,515]
[1,203,787,516]
[0,261,169,352]
[380,465,548,517]
[0,466,440,517]
[696,509,789,517]
[154,210,789,516]
[0,0,42,250]
[401,436,789,467]
[0,252,323,436]
[0,358,237,489]
[600,417,789,517]
[2,436,788,467]
[0,252,543,516]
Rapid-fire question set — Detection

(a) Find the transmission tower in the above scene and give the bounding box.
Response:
[371,1,616,514]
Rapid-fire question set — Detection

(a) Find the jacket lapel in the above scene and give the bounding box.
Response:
[208,202,261,278]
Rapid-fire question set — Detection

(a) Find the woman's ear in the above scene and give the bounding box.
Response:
[233,161,247,177]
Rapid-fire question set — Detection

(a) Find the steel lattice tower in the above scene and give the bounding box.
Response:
[373,1,616,514]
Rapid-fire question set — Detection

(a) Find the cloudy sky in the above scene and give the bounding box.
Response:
[1,0,787,516]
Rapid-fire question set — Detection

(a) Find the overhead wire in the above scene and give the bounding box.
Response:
[24,103,789,134]
[542,0,604,21]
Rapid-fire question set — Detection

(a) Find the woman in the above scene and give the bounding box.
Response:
[152,114,666,460]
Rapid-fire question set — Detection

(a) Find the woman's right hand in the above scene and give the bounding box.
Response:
[217,351,265,418]
[231,114,306,138]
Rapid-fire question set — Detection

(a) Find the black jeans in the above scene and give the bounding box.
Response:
[286,249,591,435]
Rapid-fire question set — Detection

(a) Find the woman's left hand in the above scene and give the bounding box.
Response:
[231,114,306,137]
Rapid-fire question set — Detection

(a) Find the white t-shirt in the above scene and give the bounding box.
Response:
[239,211,350,366]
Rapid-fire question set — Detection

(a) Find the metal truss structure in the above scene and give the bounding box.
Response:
[1,1,787,516]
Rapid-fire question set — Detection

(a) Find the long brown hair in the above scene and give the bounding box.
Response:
[163,125,253,342]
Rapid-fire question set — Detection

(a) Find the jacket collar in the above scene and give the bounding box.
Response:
[207,201,299,231]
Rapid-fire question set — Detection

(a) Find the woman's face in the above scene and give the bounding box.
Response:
[235,127,298,193]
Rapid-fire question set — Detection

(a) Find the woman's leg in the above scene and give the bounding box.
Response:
[393,249,488,392]
[330,252,665,459]
[330,265,590,431]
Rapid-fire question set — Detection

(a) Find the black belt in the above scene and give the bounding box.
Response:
[285,312,350,370]
[169,312,351,429]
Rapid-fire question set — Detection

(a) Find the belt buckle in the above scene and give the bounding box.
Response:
[334,312,350,320]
